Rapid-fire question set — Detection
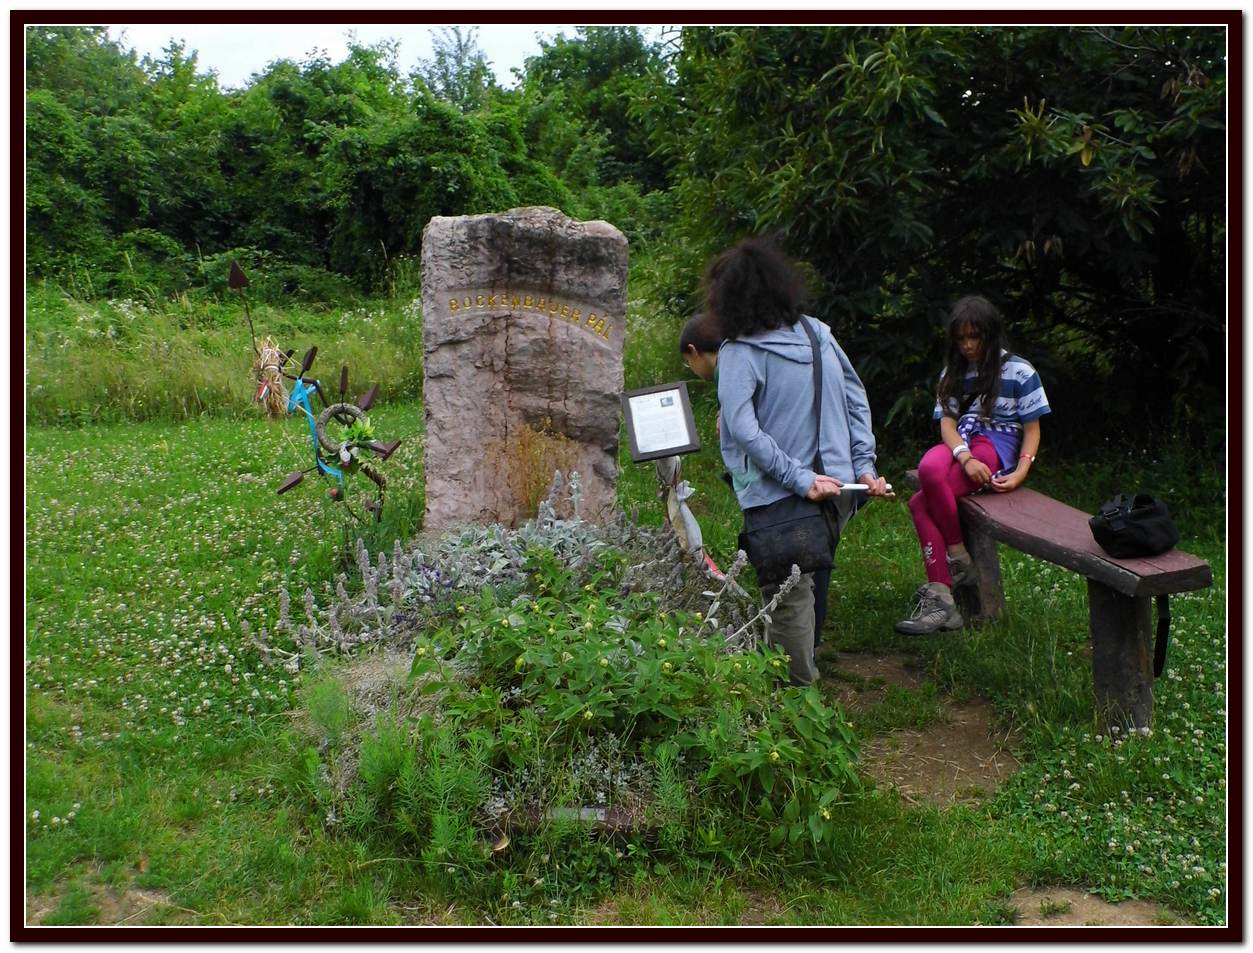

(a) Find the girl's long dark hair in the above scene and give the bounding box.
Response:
[936,295,1010,418]
[703,237,805,339]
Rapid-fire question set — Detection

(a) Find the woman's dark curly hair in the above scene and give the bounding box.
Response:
[702,236,805,340]
[936,295,1010,419]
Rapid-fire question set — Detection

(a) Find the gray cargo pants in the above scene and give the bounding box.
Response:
[761,572,817,685]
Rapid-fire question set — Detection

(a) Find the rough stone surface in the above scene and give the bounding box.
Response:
[421,207,627,529]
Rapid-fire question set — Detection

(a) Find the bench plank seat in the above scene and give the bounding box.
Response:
[958,488,1212,598]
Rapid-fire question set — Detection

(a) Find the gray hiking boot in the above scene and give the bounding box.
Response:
[947,551,977,589]
[895,583,964,636]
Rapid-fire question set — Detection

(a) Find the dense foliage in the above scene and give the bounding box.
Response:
[645,25,1226,444]
[25,24,1227,446]
[25,26,662,299]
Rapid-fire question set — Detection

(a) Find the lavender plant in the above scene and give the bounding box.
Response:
[256,472,776,666]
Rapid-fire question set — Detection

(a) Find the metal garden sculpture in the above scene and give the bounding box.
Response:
[230,260,401,523]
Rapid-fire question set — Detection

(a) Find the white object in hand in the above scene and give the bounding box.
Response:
[840,483,893,492]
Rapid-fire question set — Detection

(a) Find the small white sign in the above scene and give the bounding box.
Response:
[628,390,689,453]
[620,382,700,462]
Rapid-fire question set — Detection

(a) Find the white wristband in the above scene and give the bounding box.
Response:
[952,444,970,460]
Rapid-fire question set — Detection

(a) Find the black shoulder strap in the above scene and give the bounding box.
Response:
[799,317,825,475]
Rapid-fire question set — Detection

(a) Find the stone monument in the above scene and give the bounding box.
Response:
[421,207,628,529]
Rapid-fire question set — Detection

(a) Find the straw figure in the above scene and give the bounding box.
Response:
[252,337,289,419]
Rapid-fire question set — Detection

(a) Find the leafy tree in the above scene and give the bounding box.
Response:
[25,89,109,272]
[413,26,496,113]
[651,25,1226,442]
[25,28,146,271]
[324,92,517,284]
[520,26,670,191]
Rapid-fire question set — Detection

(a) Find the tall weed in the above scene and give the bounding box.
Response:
[25,287,423,426]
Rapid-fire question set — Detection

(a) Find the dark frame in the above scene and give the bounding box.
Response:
[620,381,700,462]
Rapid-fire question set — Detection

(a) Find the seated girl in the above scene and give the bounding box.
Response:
[897,295,1051,635]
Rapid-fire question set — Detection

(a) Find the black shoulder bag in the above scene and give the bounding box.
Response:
[1089,493,1179,558]
[1089,493,1181,677]
[737,319,840,586]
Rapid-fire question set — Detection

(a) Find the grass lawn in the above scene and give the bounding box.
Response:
[23,396,1228,926]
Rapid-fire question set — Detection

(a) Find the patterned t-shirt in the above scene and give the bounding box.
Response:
[932,351,1050,474]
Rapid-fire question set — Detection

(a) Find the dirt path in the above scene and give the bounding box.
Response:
[821,650,1176,925]
[824,650,1020,805]
[1007,886,1180,925]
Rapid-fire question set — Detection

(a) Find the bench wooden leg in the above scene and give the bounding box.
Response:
[955,521,1006,624]
[1087,581,1154,729]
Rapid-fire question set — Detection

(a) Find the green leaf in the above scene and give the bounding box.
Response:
[758,764,775,794]
[808,812,824,843]
[783,796,800,822]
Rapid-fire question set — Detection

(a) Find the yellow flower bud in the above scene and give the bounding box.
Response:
[769,750,780,763]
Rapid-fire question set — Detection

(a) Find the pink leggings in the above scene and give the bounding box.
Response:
[908,436,999,585]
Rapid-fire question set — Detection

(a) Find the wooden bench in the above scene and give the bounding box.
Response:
[903,476,1212,729]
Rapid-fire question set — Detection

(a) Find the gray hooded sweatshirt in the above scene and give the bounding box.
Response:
[717,315,878,511]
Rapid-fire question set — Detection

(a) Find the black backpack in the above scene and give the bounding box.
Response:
[1089,493,1180,677]
[1089,493,1179,558]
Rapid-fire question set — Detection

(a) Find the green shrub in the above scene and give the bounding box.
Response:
[106,229,194,301]
[304,540,861,910]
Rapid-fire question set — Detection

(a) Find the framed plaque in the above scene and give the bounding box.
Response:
[620,382,700,462]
